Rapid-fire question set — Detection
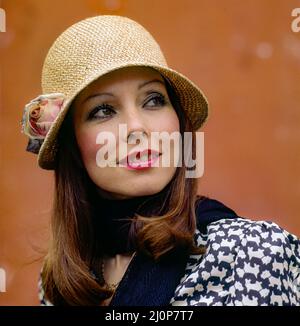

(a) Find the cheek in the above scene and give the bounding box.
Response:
[153,109,181,166]
[153,109,180,133]
[75,128,101,165]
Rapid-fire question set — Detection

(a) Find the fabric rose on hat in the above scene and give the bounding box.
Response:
[21,93,65,154]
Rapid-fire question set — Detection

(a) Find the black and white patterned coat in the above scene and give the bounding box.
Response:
[170,217,300,305]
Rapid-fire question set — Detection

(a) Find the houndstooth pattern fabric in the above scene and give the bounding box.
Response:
[170,217,300,306]
[38,277,53,306]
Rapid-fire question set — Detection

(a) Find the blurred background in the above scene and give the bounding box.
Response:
[0,0,299,305]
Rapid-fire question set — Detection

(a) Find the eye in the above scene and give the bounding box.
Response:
[87,104,116,120]
[144,93,167,108]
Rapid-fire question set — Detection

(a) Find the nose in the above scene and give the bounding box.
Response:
[121,106,150,143]
[127,130,147,144]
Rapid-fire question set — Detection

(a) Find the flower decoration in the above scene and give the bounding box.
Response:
[21,93,65,154]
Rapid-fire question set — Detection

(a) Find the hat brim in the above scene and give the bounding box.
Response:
[38,63,209,170]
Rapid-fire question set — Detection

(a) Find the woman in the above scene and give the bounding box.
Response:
[21,15,300,306]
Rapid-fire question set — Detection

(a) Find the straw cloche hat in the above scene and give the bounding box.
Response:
[21,15,209,170]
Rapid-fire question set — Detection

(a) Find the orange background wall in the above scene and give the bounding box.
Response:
[0,0,299,305]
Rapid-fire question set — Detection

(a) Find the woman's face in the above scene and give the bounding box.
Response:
[73,66,180,199]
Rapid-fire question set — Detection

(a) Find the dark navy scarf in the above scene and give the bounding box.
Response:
[94,195,238,306]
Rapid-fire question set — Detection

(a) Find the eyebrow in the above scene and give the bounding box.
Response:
[138,79,165,90]
[83,79,165,104]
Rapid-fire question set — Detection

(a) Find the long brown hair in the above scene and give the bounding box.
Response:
[42,77,206,305]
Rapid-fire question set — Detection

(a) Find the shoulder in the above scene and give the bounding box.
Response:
[171,198,300,305]
[194,196,299,257]
[210,218,300,304]
[205,216,300,260]
[205,217,300,262]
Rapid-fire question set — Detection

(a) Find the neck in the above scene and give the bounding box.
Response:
[92,185,171,256]
[101,252,136,300]
[92,194,152,255]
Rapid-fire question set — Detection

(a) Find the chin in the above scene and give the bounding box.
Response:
[92,168,176,199]
[121,178,172,198]
[102,180,169,199]
[116,186,164,199]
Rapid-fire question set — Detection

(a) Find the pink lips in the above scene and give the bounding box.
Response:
[118,149,161,170]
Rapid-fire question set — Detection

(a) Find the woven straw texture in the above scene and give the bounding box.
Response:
[38,15,209,170]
